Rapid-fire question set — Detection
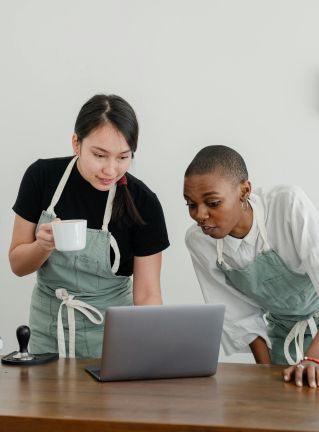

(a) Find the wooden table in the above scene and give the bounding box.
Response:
[0,359,318,432]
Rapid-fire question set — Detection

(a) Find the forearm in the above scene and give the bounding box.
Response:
[133,289,163,305]
[249,336,271,364]
[132,253,163,305]
[9,241,52,277]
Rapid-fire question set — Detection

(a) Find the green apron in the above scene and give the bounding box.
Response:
[29,156,133,358]
[216,201,319,365]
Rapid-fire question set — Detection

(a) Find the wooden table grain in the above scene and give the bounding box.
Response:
[0,359,318,432]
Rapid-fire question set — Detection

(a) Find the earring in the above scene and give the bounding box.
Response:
[241,200,248,211]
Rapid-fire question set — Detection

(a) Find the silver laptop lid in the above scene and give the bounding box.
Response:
[99,304,225,381]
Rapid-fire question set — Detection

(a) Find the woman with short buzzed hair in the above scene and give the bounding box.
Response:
[184,145,319,388]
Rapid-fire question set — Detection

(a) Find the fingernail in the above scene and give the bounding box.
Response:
[310,382,316,388]
[283,375,289,381]
[296,381,302,387]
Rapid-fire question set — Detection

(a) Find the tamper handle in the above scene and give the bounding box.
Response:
[16,325,30,354]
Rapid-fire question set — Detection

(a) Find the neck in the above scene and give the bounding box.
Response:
[229,203,253,239]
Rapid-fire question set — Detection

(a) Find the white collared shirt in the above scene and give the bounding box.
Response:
[185,185,319,355]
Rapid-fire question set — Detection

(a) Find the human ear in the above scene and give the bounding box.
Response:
[240,180,252,202]
[72,133,81,156]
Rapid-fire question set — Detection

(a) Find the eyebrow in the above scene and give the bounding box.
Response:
[183,191,220,201]
[202,191,220,197]
[92,146,131,154]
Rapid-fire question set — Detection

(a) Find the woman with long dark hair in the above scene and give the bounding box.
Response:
[9,94,169,358]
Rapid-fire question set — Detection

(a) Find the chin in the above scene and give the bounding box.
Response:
[92,182,114,192]
[209,231,227,240]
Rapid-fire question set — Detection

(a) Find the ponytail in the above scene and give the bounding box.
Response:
[112,179,145,225]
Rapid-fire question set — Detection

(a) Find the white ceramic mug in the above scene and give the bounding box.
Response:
[51,219,87,252]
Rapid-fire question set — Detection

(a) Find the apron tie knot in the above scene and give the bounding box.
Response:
[56,288,74,303]
[284,313,319,365]
[55,288,104,358]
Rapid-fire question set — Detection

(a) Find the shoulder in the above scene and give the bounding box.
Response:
[29,156,73,175]
[252,184,312,210]
[125,173,164,214]
[13,156,75,223]
[123,173,170,256]
[126,172,157,200]
[23,156,73,182]
[17,156,73,192]
[124,172,167,224]
[266,184,307,201]
[251,184,316,225]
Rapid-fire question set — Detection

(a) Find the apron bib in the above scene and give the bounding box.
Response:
[29,156,133,358]
[216,200,319,365]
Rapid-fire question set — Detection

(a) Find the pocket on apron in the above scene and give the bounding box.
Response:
[263,274,306,309]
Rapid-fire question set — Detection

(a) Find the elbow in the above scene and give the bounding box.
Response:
[10,266,30,278]
[13,270,27,278]
[9,262,25,277]
[9,254,26,277]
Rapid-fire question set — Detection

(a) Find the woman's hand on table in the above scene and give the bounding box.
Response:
[283,360,319,388]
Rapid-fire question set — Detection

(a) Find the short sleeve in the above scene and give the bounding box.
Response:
[131,192,170,257]
[12,160,44,223]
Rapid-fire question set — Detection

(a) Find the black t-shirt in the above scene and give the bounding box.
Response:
[13,156,170,276]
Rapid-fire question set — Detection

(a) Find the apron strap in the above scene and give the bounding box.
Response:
[110,235,121,274]
[55,288,103,358]
[216,239,223,264]
[283,312,319,365]
[47,156,78,216]
[101,184,121,273]
[102,184,117,230]
[249,199,271,251]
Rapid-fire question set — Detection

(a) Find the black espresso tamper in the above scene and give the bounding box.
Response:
[1,325,59,365]
[12,325,34,361]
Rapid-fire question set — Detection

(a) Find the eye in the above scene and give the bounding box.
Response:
[185,202,196,209]
[94,153,104,159]
[119,156,130,160]
[207,201,221,208]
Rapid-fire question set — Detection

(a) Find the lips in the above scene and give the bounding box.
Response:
[97,177,115,185]
[198,225,217,235]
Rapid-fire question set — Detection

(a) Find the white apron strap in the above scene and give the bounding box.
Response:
[101,184,121,274]
[47,156,78,216]
[110,235,121,274]
[102,184,117,230]
[283,312,319,365]
[248,199,271,252]
[216,239,224,265]
[55,288,103,358]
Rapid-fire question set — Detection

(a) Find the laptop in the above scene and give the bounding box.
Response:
[85,303,225,382]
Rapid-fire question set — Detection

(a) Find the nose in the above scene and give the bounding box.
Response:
[195,206,209,224]
[101,159,118,177]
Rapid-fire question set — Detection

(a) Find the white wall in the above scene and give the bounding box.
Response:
[1,0,319,363]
